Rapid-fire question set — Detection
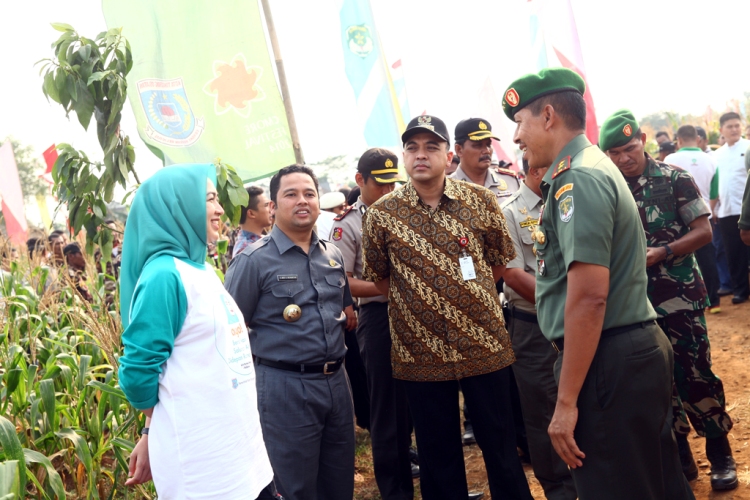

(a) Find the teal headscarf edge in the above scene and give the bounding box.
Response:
[120,163,217,329]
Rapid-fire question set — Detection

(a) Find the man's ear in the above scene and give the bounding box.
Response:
[543,104,556,131]
[355,172,365,189]
[454,142,463,158]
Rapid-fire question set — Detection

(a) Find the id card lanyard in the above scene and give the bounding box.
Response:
[458,236,476,281]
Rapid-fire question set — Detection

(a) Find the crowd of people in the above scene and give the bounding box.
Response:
[4,66,750,500]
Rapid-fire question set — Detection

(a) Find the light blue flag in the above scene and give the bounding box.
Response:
[340,0,402,148]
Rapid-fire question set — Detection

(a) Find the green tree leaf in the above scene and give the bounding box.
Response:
[50,22,74,32]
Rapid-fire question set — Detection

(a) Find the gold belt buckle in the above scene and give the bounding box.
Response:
[323,361,336,375]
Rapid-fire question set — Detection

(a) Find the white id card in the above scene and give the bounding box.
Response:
[459,256,476,281]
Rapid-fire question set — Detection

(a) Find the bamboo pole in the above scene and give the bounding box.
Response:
[260,0,305,164]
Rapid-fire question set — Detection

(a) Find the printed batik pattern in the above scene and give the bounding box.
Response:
[362,179,516,381]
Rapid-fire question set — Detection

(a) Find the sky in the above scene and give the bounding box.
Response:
[2,0,749,188]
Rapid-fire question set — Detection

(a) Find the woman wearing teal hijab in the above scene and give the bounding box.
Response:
[119,164,274,499]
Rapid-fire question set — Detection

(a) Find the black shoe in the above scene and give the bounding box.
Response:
[717,288,732,297]
[706,435,739,491]
[468,492,485,500]
[462,424,476,446]
[411,463,420,479]
[731,295,748,304]
[676,433,698,481]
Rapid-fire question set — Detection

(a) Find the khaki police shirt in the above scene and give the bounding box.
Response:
[450,165,520,200]
[534,134,657,341]
[329,197,387,305]
[501,182,542,314]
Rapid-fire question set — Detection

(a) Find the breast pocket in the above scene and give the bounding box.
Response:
[324,272,347,315]
[271,283,305,305]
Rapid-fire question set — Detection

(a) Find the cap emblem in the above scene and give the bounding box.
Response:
[478,121,488,130]
[505,88,520,107]
[385,158,393,167]
[623,124,632,137]
[418,116,432,124]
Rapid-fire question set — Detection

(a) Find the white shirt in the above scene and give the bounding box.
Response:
[714,138,750,218]
[315,210,337,241]
[150,258,273,499]
[664,148,716,208]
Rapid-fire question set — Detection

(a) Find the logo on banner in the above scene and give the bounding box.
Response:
[346,25,374,58]
[138,78,204,147]
[204,53,266,118]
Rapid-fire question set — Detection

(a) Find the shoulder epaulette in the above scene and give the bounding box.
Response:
[333,206,354,221]
[499,189,522,210]
[241,235,271,258]
[495,167,519,177]
[551,156,571,179]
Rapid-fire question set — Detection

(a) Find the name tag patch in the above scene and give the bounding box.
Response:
[555,183,574,200]
[277,275,298,282]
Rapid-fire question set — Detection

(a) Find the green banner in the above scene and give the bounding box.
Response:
[103,0,296,181]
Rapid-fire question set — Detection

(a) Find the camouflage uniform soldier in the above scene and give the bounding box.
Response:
[601,110,736,491]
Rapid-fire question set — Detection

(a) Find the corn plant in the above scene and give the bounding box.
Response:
[0,253,155,499]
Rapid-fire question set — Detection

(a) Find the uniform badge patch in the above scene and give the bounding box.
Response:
[505,88,520,107]
[551,156,571,179]
[555,183,574,200]
[332,227,343,241]
[623,124,633,137]
[559,195,574,222]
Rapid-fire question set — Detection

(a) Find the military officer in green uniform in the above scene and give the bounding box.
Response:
[450,118,520,201]
[502,68,693,500]
[600,110,736,490]
[501,159,576,500]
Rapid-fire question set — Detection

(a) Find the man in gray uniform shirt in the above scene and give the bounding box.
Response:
[225,164,356,500]
[330,148,414,500]
[450,118,521,201]
[501,160,576,500]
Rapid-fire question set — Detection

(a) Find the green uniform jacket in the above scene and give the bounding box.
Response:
[740,172,750,231]
[534,134,657,341]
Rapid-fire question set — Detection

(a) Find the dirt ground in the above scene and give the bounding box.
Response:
[354,299,750,499]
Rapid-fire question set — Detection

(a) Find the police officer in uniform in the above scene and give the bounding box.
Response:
[501,160,576,500]
[329,149,415,500]
[450,118,520,201]
[225,165,356,500]
[502,68,694,499]
[600,110,736,490]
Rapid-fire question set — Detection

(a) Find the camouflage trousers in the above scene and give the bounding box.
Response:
[657,311,733,438]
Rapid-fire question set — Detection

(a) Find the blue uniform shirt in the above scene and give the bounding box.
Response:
[225,225,353,365]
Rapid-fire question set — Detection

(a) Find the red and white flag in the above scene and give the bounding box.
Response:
[40,144,58,185]
[0,141,29,244]
[528,0,599,144]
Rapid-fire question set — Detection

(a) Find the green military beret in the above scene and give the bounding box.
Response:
[502,67,586,120]
[598,109,639,151]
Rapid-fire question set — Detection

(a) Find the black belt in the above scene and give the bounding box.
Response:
[255,356,344,375]
[510,308,538,324]
[551,320,656,353]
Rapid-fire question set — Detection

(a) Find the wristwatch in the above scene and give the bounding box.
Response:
[662,244,673,258]
[140,427,149,436]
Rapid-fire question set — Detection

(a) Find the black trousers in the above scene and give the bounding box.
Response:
[718,215,750,298]
[403,368,532,500]
[694,240,720,307]
[553,323,694,500]
[358,302,414,500]
[345,328,370,430]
